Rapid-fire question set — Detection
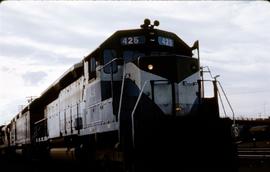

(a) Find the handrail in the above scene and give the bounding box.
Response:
[96,58,123,71]
[131,80,149,148]
[34,118,47,125]
[217,89,227,117]
[217,81,235,125]
[199,78,232,119]
[201,66,215,79]
[118,61,126,141]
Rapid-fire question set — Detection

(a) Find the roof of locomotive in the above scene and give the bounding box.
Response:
[85,27,193,61]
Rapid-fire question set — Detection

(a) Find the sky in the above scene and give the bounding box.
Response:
[0,1,270,125]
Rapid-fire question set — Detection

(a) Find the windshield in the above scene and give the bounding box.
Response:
[123,50,179,63]
[123,50,145,62]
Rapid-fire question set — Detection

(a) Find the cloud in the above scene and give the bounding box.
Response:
[0,66,9,72]
[0,1,270,124]
[0,35,86,60]
[22,71,47,86]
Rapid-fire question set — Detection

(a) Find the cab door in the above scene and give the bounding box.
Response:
[151,80,174,115]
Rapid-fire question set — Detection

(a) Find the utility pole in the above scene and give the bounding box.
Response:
[264,102,266,118]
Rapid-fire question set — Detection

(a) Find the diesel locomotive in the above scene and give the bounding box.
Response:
[0,19,237,171]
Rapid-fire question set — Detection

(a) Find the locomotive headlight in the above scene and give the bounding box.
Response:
[176,107,181,112]
[148,64,154,70]
[175,104,182,112]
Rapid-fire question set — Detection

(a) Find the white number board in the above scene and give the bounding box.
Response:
[121,36,145,45]
[158,36,174,47]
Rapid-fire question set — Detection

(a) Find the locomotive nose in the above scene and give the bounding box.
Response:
[134,55,199,116]
[138,55,199,83]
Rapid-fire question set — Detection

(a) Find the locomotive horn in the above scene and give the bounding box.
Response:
[154,20,159,27]
[141,18,151,29]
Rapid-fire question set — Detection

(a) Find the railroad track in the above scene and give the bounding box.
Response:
[238,147,270,159]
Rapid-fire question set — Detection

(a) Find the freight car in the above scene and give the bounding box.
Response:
[0,19,237,171]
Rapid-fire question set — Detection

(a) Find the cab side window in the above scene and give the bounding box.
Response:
[88,57,96,79]
[103,49,117,74]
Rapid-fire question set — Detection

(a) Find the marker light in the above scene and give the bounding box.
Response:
[148,64,154,70]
